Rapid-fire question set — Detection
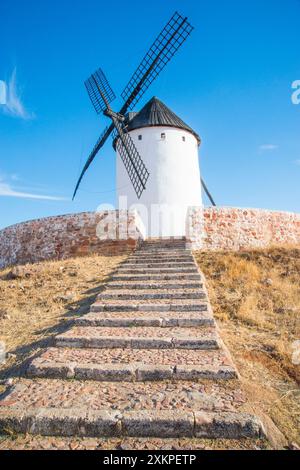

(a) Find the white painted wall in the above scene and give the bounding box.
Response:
[116,126,202,237]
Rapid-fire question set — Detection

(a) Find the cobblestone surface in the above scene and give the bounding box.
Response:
[30,347,234,367]
[76,310,213,320]
[0,435,269,450]
[0,238,263,442]
[112,273,202,281]
[117,267,199,273]
[0,379,245,411]
[74,310,215,327]
[99,288,206,300]
[91,299,209,309]
[108,281,203,289]
[57,326,217,340]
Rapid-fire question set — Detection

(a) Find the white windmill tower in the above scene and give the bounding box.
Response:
[73,12,216,237]
[116,97,202,237]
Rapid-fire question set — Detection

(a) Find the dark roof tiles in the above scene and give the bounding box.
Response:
[126,97,200,144]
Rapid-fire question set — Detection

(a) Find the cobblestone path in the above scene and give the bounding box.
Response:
[0,238,264,440]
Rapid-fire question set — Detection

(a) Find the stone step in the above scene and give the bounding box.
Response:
[143,237,186,241]
[0,407,263,439]
[123,258,194,263]
[55,326,220,350]
[121,262,196,269]
[0,379,263,438]
[117,267,199,274]
[139,250,189,255]
[139,250,188,254]
[135,250,190,256]
[133,246,190,250]
[27,348,237,381]
[126,260,195,267]
[91,300,209,312]
[107,281,202,290]
[141,243,187,248]
[1,378,242,412]
[127,256,194,263]
[143,239,186,242]
[111,273,202,281]
[75,311,215,328]
[135,253,189,258]
[142,240,186,247]
[99,289,206,301]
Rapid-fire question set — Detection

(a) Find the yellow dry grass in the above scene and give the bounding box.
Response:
[194,247,300,447]
[0,253,127,387]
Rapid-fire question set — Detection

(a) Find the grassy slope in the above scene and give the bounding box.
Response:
[194,248,300,447]
[0,254,126,390]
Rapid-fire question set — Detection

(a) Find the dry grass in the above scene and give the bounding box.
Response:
[0,253,127,388]
[194,247,300,447]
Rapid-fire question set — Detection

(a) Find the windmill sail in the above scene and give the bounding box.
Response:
[85,68,116,114]
[73,11,193,200]
[201,178,216,206]
[121,12,193,112]
[113,123,150,199]
[72,124,113,200]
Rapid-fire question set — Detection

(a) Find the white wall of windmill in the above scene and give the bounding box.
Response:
[116,126,203,238]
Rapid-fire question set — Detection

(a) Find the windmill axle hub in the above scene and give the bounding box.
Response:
[104,109,125,122]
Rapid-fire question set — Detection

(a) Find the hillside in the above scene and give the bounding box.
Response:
[0,248,299,450]
[194,248,300,448]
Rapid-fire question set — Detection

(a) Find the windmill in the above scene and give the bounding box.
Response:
[73,11,216,206]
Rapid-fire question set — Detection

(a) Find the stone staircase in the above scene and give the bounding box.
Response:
[0,238,264,440]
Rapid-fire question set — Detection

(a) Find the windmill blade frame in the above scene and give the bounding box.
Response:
[113,122,150,199]
[85,68,116,115]
[201,178,216,207]
[72,124,114,200]
[120,11,193,112]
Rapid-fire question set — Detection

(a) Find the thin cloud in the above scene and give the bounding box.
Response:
[294,160,300,166]
[259,144,279,151]
[0,176,67,201]
[0,80,6,104]
[10,173,20,181]
[0,69,34,120]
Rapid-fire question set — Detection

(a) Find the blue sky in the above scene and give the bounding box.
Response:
[0,0,299,229]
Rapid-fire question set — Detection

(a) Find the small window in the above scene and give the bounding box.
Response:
[161,133,166,140]
[138,135,142,141]
[182,136,186,142]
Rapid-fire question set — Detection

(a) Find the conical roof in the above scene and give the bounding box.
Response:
[126,97,200,144]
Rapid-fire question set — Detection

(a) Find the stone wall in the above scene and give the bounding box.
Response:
[1,207,300,268]
[0,211,143,269]
[187,207,300,250]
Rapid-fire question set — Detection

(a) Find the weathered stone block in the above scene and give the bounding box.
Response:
[83,410,122,437]
[74,364,135,381]
[27,361,75,379]
[0,407,29,434]
[172,337,219,350]
[194,411,264,439]
[30,408,85,436]
[122,410,194,437]
[131,337,173,349]
[136,365,174,381]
